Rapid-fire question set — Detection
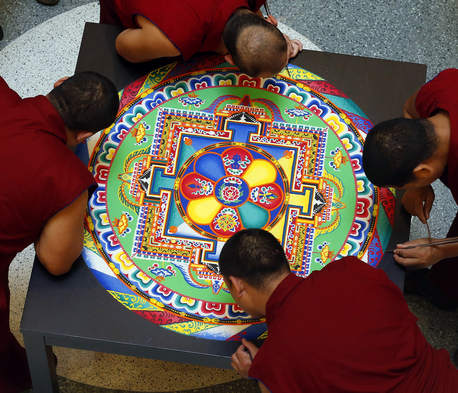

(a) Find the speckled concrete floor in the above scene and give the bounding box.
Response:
[55,377,260,393]
[0,1,457,392]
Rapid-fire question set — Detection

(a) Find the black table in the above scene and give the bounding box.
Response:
[21,22,426,393]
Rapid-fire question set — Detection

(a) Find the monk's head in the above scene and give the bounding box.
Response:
[362,118,438,188]
[219,229,290,317]
[223,9,288,77]
[48,71,119,142]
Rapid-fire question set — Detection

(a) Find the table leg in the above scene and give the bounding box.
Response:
[23,332,59,393]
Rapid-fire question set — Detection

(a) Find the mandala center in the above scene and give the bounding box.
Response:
[175,143,289,239]
[215,176,249,206]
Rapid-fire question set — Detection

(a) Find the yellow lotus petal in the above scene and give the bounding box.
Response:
[187,196,221,225]
[243,159,277,187]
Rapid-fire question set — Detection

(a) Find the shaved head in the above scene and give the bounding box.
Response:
[363,118,437,187]
[223,9,288,77]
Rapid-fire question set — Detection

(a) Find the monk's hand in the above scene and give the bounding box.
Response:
[231,339,259,378]
[284,34,303,59]
[394,238,443,268]
[401,185,435,224]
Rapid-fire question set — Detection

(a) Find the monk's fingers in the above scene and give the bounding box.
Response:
[233,345,251,363]
[231,348,251,378]
[233,345,244,360]
[393,250,433,268]
[292,39,303,51]
[231,359,241,374]
[289,40,302,57]
[241,339,259,358]
[231,352,242,371]
[394,247,425,258]
[393,253,422,267]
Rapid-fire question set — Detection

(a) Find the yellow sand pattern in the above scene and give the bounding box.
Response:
[243,159,276,187]
[187,196,221,224]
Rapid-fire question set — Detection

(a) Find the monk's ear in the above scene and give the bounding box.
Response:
[412,163,434,182]
[224,54,235,66]
[228,275,245,298]
[75,130,93,144]
[54,76,69,88]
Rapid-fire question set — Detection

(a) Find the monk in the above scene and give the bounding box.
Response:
[363,69,458,309]
[99,0,303,77]
[0,72,118,393]
[220,229,458,392]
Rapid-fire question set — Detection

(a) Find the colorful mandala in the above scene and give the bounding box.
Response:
[83,56,395,341]
[176,143,288,239]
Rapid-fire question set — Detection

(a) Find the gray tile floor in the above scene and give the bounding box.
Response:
[0,1,457,392]
[0,0,92,50]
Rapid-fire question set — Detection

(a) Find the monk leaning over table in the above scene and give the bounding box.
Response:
[0,72,119,393]
[363,69,458,309]
[99,0,303,77]
[220,229,458,393]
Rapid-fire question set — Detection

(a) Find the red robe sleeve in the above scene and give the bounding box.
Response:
[114,0,266,60]
[0,77,22,111]
[415,69,458,202]
[0,96,96,257]
[415,68,458,117]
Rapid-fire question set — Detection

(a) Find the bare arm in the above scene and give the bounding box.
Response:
[258,381,270,393]
[35,191,88,276]
[115,15,180,63]
[403,88,420,118]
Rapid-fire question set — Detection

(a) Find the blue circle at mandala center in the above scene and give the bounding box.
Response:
[214,176,249,207]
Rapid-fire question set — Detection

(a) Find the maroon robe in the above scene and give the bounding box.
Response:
[0,77,95,393]
[249,257,458,392]
[415,68,458,304]
[100,0,266,60]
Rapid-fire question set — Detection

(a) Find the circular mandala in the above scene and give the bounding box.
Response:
[82,57,395,341]
[175,143,288,239]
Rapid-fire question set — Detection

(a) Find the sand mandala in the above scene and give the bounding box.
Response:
[82,56,395,341]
